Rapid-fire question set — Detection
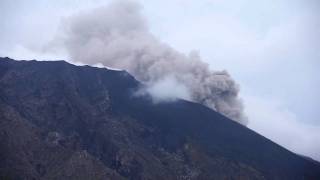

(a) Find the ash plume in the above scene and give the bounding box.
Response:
[58,0,248,125]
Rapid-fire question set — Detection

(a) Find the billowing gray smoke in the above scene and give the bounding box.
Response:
[59,0,248,125]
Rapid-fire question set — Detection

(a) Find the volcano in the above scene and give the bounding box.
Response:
[0,57,319,179]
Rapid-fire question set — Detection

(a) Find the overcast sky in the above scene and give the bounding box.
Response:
[1,0,319,160]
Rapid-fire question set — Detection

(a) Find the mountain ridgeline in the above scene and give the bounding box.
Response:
[0,57,319,179]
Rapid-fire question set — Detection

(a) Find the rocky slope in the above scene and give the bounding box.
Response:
[0,57,319,179]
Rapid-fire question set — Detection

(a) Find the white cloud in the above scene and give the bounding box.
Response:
[245,94,320,161]
[139,76,191,103]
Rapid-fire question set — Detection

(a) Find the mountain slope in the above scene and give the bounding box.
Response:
[0,57,319,179]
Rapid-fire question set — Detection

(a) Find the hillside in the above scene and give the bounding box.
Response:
[0,57,319,179]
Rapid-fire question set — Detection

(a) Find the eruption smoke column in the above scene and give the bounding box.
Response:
[59,0,248,125]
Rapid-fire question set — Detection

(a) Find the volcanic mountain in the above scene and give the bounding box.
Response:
[0,57,319,179]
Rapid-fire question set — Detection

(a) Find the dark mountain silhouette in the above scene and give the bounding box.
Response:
[0,57,319,179]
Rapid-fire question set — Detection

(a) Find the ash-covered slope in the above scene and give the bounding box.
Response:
[0,57,319,180]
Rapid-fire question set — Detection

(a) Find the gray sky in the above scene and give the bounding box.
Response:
[1,0,319,160]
